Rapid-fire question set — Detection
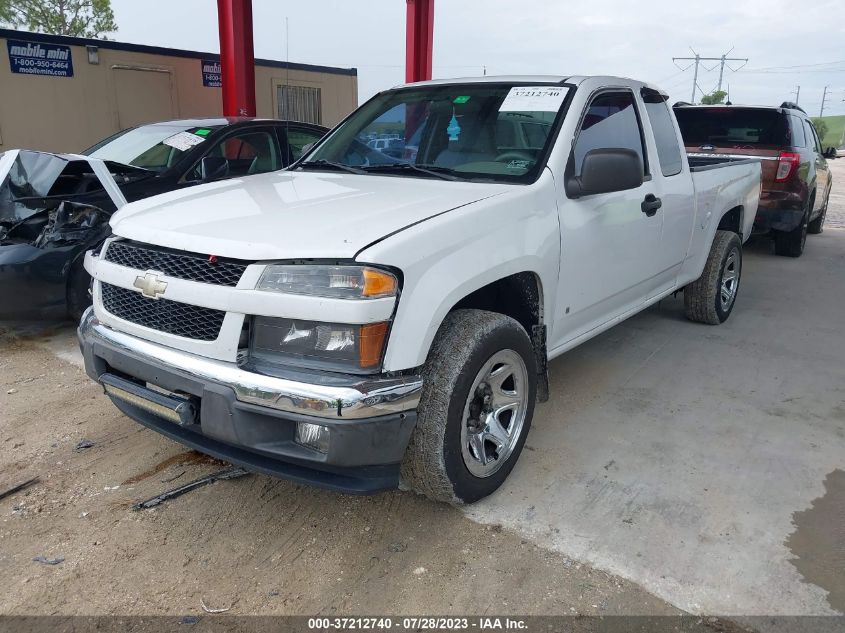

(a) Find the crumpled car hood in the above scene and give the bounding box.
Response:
[0,149,130,223]
[109,169,512,260]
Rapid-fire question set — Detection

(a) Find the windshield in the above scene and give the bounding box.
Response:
[84,124,223,172]
[303,83,570,183]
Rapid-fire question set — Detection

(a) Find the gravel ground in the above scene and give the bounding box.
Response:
[0,333,689,618]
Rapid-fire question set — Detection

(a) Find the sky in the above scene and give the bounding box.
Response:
[108,0,845,117]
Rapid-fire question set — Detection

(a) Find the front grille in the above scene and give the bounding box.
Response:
[104,240,248,287]
[101,283,225,341]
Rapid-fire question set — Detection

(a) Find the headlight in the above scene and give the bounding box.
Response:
[250,316,389,373]
[257,265,398,299]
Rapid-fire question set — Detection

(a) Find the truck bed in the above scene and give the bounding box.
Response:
[686,154,761,172]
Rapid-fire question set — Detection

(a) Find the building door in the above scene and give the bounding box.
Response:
[113,66,176,129]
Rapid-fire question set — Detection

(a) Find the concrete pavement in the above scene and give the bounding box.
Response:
[467,166,845,615]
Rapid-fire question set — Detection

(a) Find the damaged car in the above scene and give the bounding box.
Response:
[0,118,328,320]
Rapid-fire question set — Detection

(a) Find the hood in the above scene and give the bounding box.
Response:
[109,170,511,260]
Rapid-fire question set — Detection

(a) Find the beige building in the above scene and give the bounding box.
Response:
[0,28,357,153]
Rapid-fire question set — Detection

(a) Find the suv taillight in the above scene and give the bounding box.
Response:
[775,151,800,182]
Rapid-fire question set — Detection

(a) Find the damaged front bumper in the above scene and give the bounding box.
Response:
[78,309,423,494]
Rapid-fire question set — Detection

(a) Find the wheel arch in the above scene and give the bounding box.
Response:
[717,205,744,239]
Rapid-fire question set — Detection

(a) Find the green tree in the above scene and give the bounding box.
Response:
[700,90,728,105]
[0,0,117,39]
[810,118,829,145]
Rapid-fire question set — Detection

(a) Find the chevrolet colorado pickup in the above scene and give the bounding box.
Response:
[79,76,761,504]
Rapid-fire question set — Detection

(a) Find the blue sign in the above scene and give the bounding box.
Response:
[201,59,221,88]
[7,39,73,77]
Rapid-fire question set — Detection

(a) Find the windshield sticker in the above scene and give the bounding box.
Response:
[194,128,212,136]
[453,95,471,104]
[506,159,531,170]
[162,131,206,151]
[447,112,462,141]
[499,86,566,112]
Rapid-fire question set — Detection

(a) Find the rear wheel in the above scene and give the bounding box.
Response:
[400,309,537,505]
[808,191,829,235]
[684,230,742,325]
[774,201,809,257]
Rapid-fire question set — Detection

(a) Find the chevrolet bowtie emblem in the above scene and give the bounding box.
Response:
[133,272,168,299]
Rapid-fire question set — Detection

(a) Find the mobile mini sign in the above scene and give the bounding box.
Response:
[201,59,222,88]
[7,39,74,78]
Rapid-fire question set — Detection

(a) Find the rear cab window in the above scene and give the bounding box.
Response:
[641,89,683,177]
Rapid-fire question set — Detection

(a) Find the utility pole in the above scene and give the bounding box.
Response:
[793,85,800,105]
[691,53,700,102]
[819,85,829,117]
[673,49,748,103]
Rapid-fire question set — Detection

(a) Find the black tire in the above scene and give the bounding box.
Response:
[66,257,93,322]
[774,202,809,257]
[808,191,829,235]
[684,230,742,325]
[400,309,537,505]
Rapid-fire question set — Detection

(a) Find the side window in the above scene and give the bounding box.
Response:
[789,115,806,148]
[573,91,646,177]
[188,130,279,180]
[641,91,683,177]
[286,127,325,163]
[806,121,823,154]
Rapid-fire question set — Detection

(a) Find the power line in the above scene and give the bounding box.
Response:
[672,48,748,102]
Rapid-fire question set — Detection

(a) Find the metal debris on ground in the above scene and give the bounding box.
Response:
[32,555,64,565]
[161,470,186,484]
[200,598,232,614]
[0,476,39,502]
[131,467,249,511]
[74,439,96,451]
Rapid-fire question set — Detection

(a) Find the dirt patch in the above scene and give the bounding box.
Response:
[0,333,691,617]
[786,470,845,612]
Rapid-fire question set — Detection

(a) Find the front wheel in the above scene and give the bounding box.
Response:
[684,230,742,325]
[66,257,93,322]
[401,309,537,504]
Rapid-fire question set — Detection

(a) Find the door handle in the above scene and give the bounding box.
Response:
[641,194,662,217]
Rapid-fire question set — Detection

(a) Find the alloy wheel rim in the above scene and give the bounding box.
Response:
[460,349,529,478]
[720,248,740,312]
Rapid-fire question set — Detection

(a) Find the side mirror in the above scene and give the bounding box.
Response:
[200,156,230,181]
[823,147,837,159]
[566,148,643,198]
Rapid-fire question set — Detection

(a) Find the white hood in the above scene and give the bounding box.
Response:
[109,170,511,260]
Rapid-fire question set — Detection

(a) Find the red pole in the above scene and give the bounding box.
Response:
[217,0,256,117]
[405,0,434,83]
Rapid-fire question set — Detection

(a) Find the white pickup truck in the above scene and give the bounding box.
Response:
[79,76,760,504]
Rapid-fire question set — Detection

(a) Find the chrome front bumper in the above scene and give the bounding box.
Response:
[78,308,422,420]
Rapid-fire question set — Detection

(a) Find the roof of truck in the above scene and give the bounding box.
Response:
[392,75,666,95]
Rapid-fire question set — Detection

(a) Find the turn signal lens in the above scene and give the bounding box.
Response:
[359,322,389,368]
[363,269,398,298]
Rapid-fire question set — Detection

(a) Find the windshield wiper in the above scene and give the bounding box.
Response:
[298,159,367,175]
[361,163,461,181]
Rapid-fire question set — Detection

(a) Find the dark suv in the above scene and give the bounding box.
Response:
[674,102,835,257]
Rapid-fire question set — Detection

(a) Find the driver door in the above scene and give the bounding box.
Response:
[551,89,664,348]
